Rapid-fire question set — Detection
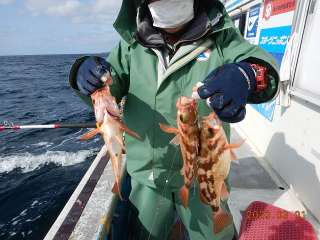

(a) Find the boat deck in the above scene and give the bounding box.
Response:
[45,126,320,240]
[229,124,320,239]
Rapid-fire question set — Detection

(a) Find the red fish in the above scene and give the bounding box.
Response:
[79,87,140,201]
[159,96,200,209]
[194,111,245,234]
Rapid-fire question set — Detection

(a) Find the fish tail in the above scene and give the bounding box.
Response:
[178,185,189,209]
[111,181,123,201]
[78,128,101,139]
[213,207,233,235]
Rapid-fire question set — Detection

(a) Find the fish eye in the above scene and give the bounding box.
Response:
[180,113,187,123]
[206,128,214,138]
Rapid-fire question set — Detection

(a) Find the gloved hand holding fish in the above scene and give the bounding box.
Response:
[192,62,257,123]
[79,85,140,201]
[159,96,245,235]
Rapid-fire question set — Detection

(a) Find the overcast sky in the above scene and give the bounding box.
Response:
[0,0,122,56]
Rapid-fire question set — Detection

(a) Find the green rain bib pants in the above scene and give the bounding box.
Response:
[129,177,234,240]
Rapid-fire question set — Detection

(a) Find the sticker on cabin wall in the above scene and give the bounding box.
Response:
[251,100,276,122]
[263,0,296,20]
[196,49,210,61]
[265,1,273,20]
[246,3,261,38]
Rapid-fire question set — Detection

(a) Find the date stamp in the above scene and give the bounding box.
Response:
[247,211,305,220]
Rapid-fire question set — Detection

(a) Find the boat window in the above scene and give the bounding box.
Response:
[231,12,248,36]
[289,0,320,106]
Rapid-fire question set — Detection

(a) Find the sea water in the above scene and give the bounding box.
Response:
[0,54,107,239]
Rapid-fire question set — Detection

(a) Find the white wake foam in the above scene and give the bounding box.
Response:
[0,149,99,173]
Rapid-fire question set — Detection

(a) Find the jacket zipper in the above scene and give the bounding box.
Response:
[172,26,212,51]
[168,26,212,60]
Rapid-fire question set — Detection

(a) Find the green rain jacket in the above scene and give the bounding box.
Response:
[69,0,279,189]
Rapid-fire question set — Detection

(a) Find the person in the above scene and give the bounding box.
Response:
[69,0,279,239]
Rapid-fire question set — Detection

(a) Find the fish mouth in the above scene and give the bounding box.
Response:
[176,96,195,109]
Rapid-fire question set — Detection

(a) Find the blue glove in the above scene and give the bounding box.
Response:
[192,62,257,123]
[77,56,111,96]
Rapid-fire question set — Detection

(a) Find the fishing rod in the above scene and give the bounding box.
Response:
[0,123,97,130]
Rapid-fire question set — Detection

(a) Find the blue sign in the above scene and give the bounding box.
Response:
[258,25,292,53]
[251,100,276,122]
[246,4,261,38]
[269,52,284,69]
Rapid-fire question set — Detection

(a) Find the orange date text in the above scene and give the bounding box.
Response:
[246,211,305,220]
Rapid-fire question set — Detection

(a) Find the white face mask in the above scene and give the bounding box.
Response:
[148,0,194,29]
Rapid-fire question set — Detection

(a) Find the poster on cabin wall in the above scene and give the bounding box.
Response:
[245,3,261,44]
[251,0,296,122]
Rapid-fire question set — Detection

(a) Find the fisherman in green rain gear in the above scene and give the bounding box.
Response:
[69,0,279,239]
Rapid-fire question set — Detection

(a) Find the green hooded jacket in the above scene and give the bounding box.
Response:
[69,0,279,189]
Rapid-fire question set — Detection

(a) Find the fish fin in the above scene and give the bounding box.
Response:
[178,185,189,209]
[111,182,123,201]
[230,150,239,164]
[224,139,245,150]
[180,165,185,175]
[169,134,181,146]
[119,123,141,139]
[107,137,113,149]
[113,135,127,152]
[78,128,101,139]
[199,192,209,205]
[159,123,180,134]
[213,208,233,235]
[111,182,118,194]
[220,182,230,201]
[103,149,108,157]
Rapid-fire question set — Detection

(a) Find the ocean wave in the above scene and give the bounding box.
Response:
[0,149,99,174]
[26,215,41,222]
[32,142,53,147]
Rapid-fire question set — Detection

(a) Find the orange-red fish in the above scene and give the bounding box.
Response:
[159,96,200,209]
[194,111,245,234]
[79,86,140,201]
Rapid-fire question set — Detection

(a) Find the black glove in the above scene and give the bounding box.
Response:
[192,62,257,123]
[77,56,111,96]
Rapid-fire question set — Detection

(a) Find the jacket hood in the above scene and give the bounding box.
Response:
[113,0,233,45]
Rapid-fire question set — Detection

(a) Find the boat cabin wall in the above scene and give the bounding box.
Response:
[227,0,320,223]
